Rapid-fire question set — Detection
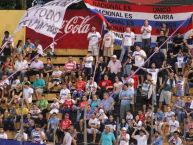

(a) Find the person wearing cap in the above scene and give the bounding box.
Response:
[119,26,135,62]
[119,83,133,119]
[118,127,130,145]
[107,55,122,82]
[99,125,116,145]
[131,127,149,145]
[23,81,34,108]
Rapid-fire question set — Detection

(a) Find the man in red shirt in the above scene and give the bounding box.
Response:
[73,76,86,100]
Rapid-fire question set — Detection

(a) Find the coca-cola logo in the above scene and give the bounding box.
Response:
[62,16,95,34]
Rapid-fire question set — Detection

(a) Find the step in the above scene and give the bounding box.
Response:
[40,56,81,64]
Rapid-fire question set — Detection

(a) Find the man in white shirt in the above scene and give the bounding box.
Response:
[84,51,94,80]
[87,113,100,143]
[62,129,72,145]
[14,55,28,81]
[29,55,44,76]
[132,127,149,145]
[87,26,101,56]
[0,127,8,139]
[132,45,147,84]
[107,55,122,81]
[102,27,115,62]
[120,27,135,62]
[141,19,152,55]
[23,81,34,108]
[59,83,70,103]
[168,115,179,134]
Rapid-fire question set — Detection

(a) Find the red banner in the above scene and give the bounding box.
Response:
[26,9,102,49]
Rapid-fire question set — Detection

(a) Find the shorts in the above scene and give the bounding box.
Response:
[35,88,44,94]
[87,128,100,134]
[103,47,113,57]
[88,45,99,56]
[24,97,32,104]
[159,90,172,105]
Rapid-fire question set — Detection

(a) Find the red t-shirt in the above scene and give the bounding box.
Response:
[64,100,73,109]
[138,114,145,122]
[76,80,86,91]
[132,75,139,89]
[61,119,72,130]
[99,80,113,89]
[79,101,89,109]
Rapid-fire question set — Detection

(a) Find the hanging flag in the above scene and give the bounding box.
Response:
[15,0,81,38]
[84,0,193,45]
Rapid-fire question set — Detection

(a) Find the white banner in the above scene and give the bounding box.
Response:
[15,0,81,38]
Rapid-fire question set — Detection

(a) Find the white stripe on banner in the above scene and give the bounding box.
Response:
[85,3,192,21]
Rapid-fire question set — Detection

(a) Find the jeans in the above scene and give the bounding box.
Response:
[142,38,151,55]
[72,90,84,100]
[123,64,132,75]
[120,103,130,119]
[185,82,193,95]
[119,46,131,62]
[177,111,185,123]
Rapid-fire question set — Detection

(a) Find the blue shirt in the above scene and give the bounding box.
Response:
[101,132,115,145]
[32,79,45,88]
[153,137,163,145]
[49,117,59,129]
[119,88,134,105]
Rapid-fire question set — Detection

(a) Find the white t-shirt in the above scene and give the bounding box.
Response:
[60,88,70,102]
[85,56,93,68]
[133,50,147,67]
[118,134,130,145]
[141,25,152,39]
[133,135,148,145]
[30,60,44,69]
[88,118,100,127]
[146,69,160,83]
[103,31,114,48]
[87,32,101,46]
[37,44,43,55]
[52,70,63,79]
[176,56,184,68]
[165,111,175,122]
[169,120,179,133]
[122,32,135,46]
[63,132,72,145]
[23,87,34,103]
[107,60,122,74]
[14,60,28,71]
[0,133,8,139]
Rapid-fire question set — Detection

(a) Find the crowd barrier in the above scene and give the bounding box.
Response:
[0,139,45,145]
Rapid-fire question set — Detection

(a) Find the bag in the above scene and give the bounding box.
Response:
[140,82,151,99]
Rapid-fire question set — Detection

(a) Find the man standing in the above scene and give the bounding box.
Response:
[141,19,152,55]
[102,27,115,62]
[120,27,135,62]
[87,26,101,56]
[99,125,116,145]
[119,83,133,119]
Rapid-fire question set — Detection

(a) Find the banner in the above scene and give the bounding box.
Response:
[84,0,193,44]
[26,9,102,49]
[16,0,81,38]
[0,139,44,145]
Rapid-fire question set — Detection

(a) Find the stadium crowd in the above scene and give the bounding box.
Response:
[0,19,192,145]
